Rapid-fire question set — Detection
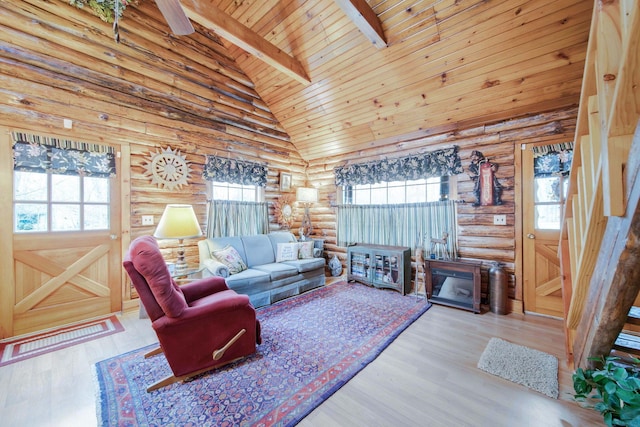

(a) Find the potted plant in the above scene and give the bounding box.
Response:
[573,356,640,426]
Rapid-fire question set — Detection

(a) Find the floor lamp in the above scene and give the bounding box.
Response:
[154,204,202,276]
[296,187,318,240]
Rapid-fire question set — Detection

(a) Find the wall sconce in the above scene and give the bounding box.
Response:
[296,187,318,240]
[153,204,202,275]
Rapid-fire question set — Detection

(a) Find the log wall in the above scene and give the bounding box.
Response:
[0,0,580,316]
[0,0,306,308]
[307,108,578,312]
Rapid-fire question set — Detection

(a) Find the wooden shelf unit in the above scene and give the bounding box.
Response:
[347,244,411,295]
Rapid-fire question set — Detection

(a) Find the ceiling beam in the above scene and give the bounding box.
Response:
[179,0,311,85]
[334,0,387,48]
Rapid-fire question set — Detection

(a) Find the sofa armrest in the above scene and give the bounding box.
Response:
[203,258,230,278]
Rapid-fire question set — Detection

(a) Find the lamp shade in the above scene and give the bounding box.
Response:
[296,187,318,203]
[153,204,202,239]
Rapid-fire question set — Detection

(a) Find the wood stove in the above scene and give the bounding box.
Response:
[425,259,481,313]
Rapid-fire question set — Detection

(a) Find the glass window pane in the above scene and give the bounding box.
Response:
[563,178,569,200]
[15,203,47,232]
[51,204,80,231]
[535,177,560,203]
[354,188,370,204]
[84,177,109,203]
[388,187,405,204]
[52,174,80,202]
[535,205,561,230]
[406,183,425,203]
[228,186,243,201]
[243,188,255,201]
[212,185,228,200]
[14,171,47,201]
[426,182,440,202]
[371,186,386,204]
[84,205,109,230]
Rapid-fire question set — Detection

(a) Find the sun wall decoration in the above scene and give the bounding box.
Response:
[273,194,295,229]
[143,146,191,190]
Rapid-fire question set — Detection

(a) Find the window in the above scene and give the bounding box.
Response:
[533,148,573,230]
[343,176,451,204]
[14,171,110,232]
[534,175,569,230]
[210,181,261,202]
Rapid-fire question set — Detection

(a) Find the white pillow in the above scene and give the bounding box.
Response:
[276,242,299,262]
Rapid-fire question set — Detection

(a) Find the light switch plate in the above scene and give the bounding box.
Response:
[493,214,507,225]
[142,215,154,226]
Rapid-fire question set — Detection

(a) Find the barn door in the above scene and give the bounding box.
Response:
[8,132,121,337]
[522,142,573,318]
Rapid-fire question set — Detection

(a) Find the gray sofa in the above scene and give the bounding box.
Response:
[198,232,325,307]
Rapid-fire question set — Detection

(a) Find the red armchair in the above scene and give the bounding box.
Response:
[123,235,261,392]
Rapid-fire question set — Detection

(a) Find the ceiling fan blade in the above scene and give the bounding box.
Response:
[155,0,194,35]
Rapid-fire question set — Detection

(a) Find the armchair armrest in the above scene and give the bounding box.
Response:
[181,276,229,303]
[203,258,230,278]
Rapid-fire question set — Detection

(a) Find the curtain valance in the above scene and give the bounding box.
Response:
[203,155,268,187]
[12,132,116,178]
[533,142,573,178]
[334,146,463,186]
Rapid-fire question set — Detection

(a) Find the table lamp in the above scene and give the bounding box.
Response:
[154,204,202,275]
[296,187,318,240]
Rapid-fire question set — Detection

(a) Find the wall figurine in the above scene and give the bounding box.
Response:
[467,150,503,206]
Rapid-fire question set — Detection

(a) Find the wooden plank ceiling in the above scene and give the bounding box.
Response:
[55,0,594,164]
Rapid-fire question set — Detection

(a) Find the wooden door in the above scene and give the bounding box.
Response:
[522,143,568,318]
[6,136,122,337]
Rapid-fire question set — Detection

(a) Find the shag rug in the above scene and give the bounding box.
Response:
[0,315,123,367]
[94,281,431,426]
[477,337,559,399]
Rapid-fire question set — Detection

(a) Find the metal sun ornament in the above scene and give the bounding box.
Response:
[143,146,192,190]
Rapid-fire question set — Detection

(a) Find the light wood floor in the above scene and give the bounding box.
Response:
[0,297,603,426]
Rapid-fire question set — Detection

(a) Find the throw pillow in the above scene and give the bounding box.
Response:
[212,245,247,275]
[276,242,299,262]
[298,241,314,259]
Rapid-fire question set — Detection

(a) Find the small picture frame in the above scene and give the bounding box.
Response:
[280,172,292,192]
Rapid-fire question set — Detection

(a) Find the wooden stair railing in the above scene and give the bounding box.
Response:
[559,0,639,368]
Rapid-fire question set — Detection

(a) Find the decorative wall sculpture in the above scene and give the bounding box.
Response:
[467,150,503,206]
[143,146,191,190]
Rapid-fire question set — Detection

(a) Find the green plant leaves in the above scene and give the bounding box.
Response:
[573,356,640,427]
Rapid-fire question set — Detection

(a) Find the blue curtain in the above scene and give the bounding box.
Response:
[207,200,269,237]
[334,146,463,186]
[203,155,268,187]
[12,132,115,177]
[337,200,458,257]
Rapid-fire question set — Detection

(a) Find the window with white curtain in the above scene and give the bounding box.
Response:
[210,181,261,202]
[343,176,452,204]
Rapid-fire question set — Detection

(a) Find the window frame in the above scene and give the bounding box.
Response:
[342,176,453,205]
[13,170,111,233]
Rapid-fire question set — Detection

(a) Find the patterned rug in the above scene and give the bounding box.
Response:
[0,315,124,367]
[94,281,431,426]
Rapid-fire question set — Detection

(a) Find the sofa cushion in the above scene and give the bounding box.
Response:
[212,245,248,274]
[283,257,325,273]
[130,236,187,318]
[298,241,314,259]
[207,237,247,263]
[224,268,272,296]
[242,235,276,267]
[276,242,298,262]
[253,262,299,281]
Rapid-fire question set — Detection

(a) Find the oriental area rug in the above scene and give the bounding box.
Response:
[94,281,431,426]
[0,315,123,367]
